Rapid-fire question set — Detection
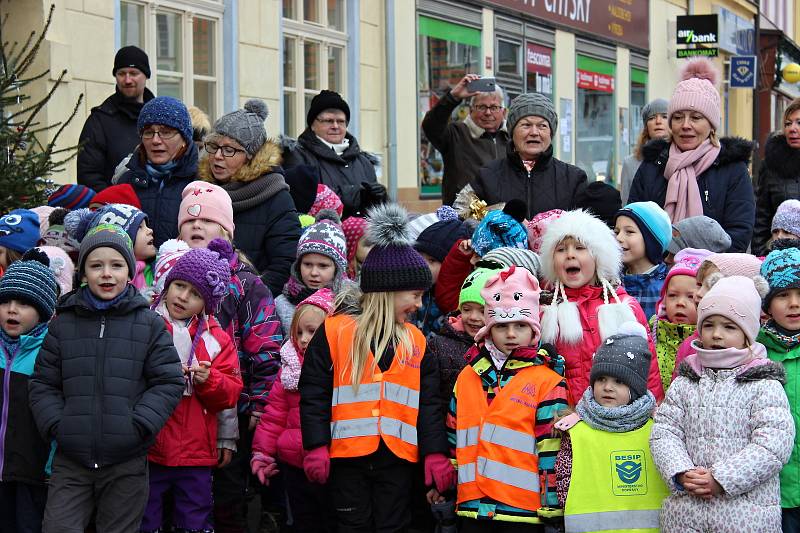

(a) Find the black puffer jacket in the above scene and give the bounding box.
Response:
[118,142,199,248]
[29,286,184,469]
[199,140,301,296]
[629,137,755,253]
[427,319,474,417]
[471,143,588,219]
[77,88,155,192]
[753,134,800,255]
[282,129,384,217]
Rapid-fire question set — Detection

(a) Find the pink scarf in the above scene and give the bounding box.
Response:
[662,139,720,223]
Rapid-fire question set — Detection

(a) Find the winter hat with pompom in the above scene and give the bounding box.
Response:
[30,206,55,237]
[471,199,529,257]
[37,246,74,297]
[178,181,235,236]
[590,322,652,401]
[295,210,348,277]
[697,275,768,344]
[153,239,191,297]
[211,99,269,157]
[475,265,542,341]
[668,58,721,130]
[771,199,800,238]
[65,204,147,245]
[360,203,432,293]
[41,208,79,256]
[407,205,459,241]
[0,209,43,254]
[0,248,59,321]
[162,246,231,313]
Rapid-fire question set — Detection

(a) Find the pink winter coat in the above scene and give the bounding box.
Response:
[252,341,304,468]
[551,284,665,405]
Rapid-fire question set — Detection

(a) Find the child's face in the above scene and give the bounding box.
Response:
[295,307,325,353]
[355,237,372,264]
[300,253,336,288]
[614,216,647,267]
[133,221,156,261]
[700,314,747,350]
[0,246,8,269]
[664,275,698,325]
[394,290,424,324]
[164,280,205,320]
[768,288,800,331]
[553,237,597,289]
[0,299,40,337]
[459,301,485,338]
[771,228,800,243]
[593,375,631,407]
[490,322,534,356]
[179,218,227,249]
[694,264,720,304]
[82,247,130,300]
[420,253,441,285]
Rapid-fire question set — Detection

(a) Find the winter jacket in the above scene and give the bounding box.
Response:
[215,261,283,415]
[410,288,445,337]
[427,317,475,416]
[550,284,664,405]
[446,343,568,522]
[200,141,301,296]
[649,316,696,394]
[29,286,184,469]
[434,240,474,314]
[118,143,199,248]
[753,134,800,256]
[77,88,155,192]
[672,331,699,383]
[0,325,51,485]
[299,317,448,458]
[758,325,800,508]
[252,341,304,468]
[629,137,755,253]
[619,153,643,204]
[471,143,588,220]
[282,129,383,217]
[421,90,510,205]
[148,310,242,467]
[622,262,668,321]
[651,355,794,532]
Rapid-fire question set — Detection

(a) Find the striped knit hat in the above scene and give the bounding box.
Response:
[48,184,96,209]
[0,248,58,321]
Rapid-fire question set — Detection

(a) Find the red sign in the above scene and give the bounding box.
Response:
[576,69,615,93]
[526,43,552,74]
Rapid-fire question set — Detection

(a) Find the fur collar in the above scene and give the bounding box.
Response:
[763,134,800,180]
[677,358,786,384]
[198,139,282,183]
[641,137,754,166]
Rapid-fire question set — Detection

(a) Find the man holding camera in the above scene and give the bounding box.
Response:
[422,73,509,205]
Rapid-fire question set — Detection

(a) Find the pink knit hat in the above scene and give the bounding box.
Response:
[298,287,335,315]
[527,209,563,254]
[309,184,343,217]
[703,253,763,279]
[341,216,369,276]
[476,265,542,342]
[656,249,706,318]
[153,239,191,296]
[37,245,74,296]
[697,276,763,343]
[179,181,235,236]
[30,206,56,237]
[668,58,721,130]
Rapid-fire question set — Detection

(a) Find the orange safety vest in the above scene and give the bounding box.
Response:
[326,314,426,463]
[455,363,564,511]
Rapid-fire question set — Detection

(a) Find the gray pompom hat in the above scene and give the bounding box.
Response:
[211,99,269,157]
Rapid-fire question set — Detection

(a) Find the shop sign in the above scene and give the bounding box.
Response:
[717,7,755,55]
[677,48,719,58]
[526,43,552,74]
[483,0,648,50]
[676,15,718,44]
[577,69,614,93]
[730,55,756,89]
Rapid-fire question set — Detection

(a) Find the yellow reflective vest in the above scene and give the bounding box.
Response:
[564,419,668,533]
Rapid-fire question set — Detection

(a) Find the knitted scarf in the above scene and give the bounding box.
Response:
[219,172,290,213]
[0,322,46,358]
[143,160,178,184]
[81,285,130,311]
[662,139,720,223]
[279,339,303,391]
[763,320,800,349]
[575,387,655,433]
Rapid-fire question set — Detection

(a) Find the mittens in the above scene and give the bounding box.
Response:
[303,445,330,484]
[424,453,456,493]
[250,452,279,485]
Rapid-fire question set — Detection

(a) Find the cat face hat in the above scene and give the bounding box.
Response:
[476,265,542,343]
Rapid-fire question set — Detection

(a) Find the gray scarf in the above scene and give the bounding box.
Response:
[220,172,289,213]
[575,387,655,433]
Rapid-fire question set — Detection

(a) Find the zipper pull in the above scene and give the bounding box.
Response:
[99,316,106,338]
[704,190,709,202]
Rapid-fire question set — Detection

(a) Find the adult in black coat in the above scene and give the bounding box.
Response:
[282,90,386,217]
[78,46,155,192]
[752,102,800,255]
[199,99,301,296]
[471,93,588,219]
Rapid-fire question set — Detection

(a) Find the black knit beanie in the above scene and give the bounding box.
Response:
[307,90,351,127]
[113,46,151,78]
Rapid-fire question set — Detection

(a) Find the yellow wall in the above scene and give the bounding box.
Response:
[238,0,281,137]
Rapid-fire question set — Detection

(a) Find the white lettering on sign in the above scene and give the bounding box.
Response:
[543,0,591,24]
[527,49,552,68]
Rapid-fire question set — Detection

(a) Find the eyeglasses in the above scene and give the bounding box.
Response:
[205,142,246,158]
[472,104,504,113]
[142,127,180,140]
[316,118,347,127]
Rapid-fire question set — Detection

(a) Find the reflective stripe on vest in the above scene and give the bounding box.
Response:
[330,417,379,439]
[481,422,536,454]
[458,462,476,484]
[380,417,418,445]
[477,456,540,492]
[383,382,420,408]
[332,383,381,406]
[457,426,479,448]
[564,509,660,533]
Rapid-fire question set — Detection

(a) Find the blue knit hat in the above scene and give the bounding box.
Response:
[0,209,42,254]
[137,96,193,143]
[761,242,800,311]
[471,201,528,258]
[414,219,470,263]
[0,248,58,321]
[615,201,672,265]
[65,204,147,245]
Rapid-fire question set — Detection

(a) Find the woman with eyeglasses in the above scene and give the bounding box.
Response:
[118,96,199,247]
[198,99,301,298]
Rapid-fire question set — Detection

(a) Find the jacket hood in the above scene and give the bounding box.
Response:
[57,284,150,315]
[199,139,282,184]
[677,356,786,384]
[642,136,754,167]
[763,134,800,180]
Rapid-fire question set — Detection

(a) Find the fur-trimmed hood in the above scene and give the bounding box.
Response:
[763,133,800,180]
[198,138,282,183]
[677,357,786,384]
[641,136,754,167]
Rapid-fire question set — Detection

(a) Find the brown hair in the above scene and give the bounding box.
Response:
[784,98,800,125]
[1,248,23,269]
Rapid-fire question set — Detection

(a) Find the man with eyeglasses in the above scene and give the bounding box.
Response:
[281,89,387,217]
[422,73,510,205]
[78,46,155,192]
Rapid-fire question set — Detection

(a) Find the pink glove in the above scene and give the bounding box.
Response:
[303,446,330,484]
[250,453,279,485]
[424,453,456,493]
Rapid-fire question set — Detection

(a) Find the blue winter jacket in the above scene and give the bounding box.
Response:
[622,262,668,322]
[629,137,755,252]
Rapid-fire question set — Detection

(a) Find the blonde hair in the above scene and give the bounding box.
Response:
[289,303,326,345]
[346,291,413,390]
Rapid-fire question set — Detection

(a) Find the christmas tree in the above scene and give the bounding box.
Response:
[0,4,82,213]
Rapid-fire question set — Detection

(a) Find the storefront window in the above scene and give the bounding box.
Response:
[525,43,553,97]
[576,55,616,184]
[630,68,647,155]
[497,39,521,76]
[418,15,480,196]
